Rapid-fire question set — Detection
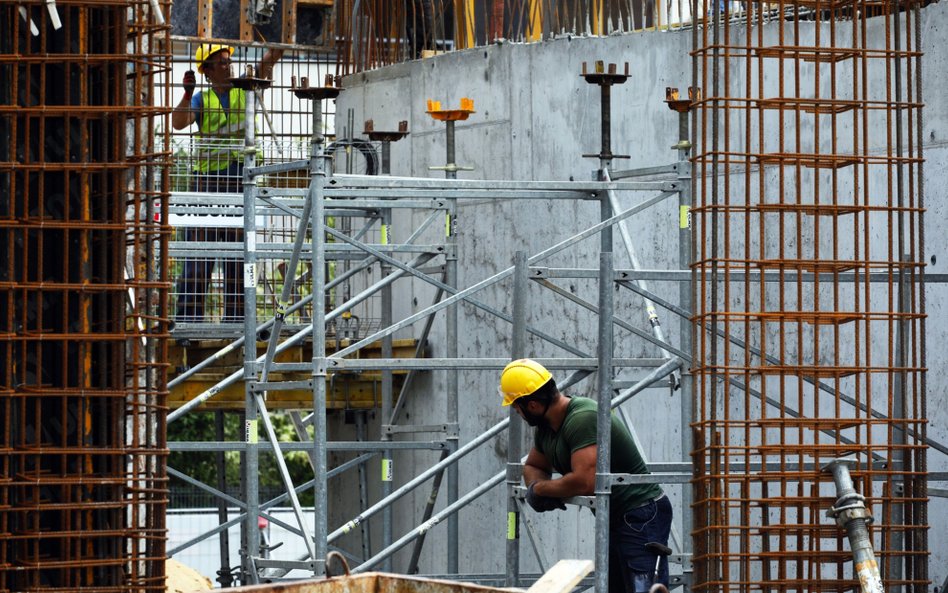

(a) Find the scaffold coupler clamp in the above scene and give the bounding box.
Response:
[823,457,874,528]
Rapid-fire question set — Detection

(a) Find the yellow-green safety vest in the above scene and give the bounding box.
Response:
[194,87,246,173]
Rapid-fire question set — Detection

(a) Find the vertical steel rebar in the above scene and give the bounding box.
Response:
[691,0,928,590]
[0,2,169,590]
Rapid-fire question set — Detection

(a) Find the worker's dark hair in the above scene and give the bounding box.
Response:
[519,376,558,406]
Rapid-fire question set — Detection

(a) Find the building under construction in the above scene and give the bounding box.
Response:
[0,0,944,591]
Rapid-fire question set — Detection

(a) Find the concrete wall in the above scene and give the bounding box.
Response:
[329,2,948,586]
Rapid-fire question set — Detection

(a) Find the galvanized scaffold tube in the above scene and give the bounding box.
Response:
[311,94,331,575]
[505,250,529,587]
[241,77,262,585]
[595,250,615,593]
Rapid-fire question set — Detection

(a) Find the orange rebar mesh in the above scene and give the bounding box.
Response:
[331,0,667,75]
[691,0,927,592]
[0,1,170,591]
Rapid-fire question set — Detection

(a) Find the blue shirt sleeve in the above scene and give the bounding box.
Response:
[190,92,203,123]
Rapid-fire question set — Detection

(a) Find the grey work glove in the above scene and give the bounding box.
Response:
[525,483,567,512]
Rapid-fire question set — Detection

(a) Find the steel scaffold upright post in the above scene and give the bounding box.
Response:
[288,74,343,576]
[310,89,331,576]
[240,69,262,586]
[678,97,694,593]
[666,86,697,593]
[506,251,529,587]
[380,214,394,572]
[445,118,460,575]
[581,60,624,593]
[426,97,475,573]
[595,249,615,593]
[364,119,410,571]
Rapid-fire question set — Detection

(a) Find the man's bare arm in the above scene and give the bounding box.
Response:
[258,49,284,79]
[522,447,553,487]
[528,444,596,499]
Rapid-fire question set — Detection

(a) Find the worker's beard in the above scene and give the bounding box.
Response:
[519,402,549,428]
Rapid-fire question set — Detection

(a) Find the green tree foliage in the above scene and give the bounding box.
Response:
[168,410,315,507]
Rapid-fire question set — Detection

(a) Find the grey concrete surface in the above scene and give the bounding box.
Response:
[331,3,948,587]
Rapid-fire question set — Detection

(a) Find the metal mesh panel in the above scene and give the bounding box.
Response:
[691,0,928,591]
[0,1,170,590]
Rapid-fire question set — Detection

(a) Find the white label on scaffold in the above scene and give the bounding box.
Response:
[381,459,393,482]
[244,264,257,288]
[246,230,256,251]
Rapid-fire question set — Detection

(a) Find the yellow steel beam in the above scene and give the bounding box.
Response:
[591,0,603,35]
[169,372,407,410]
[527,0,543,41]
[454,0,475,50]
[169,339,421,411]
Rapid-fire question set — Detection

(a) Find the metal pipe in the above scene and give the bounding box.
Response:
[444,118,460,573]
[594,251,614,593]
[380,204,394,572]
[505,251,528,587]
[215,410,233,587]
[602,168,679,389]
[351,358,682,573]
[823,458,884,593]
[168,253,434,422]
[241,82,261,585]
[329,191,674,361]
[311,96,330,575]
[406,450,450,574]
[254,392,316,558]
[355,411,373,562]
[675,97,695,593]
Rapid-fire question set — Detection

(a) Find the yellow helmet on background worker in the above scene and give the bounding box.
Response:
[499,359,552,406]
[195,43,233,72]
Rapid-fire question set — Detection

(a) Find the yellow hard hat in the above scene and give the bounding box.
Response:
[499,359,552,406]
[195,43,233,71]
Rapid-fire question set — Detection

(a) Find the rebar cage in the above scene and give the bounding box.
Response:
[0,1,170,590]
[332,0,814,75]
[690,0,928,591]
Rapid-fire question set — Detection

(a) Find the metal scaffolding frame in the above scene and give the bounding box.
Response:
[165,67,700,588]
[163,10,945,592]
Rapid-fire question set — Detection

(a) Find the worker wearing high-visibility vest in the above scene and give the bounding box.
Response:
[171,44,282,324]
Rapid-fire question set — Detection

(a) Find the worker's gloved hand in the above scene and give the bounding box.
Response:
[182,70,196,97]
[525,483,567,512]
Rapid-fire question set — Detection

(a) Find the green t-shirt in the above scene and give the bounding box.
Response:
[534,396,661,518]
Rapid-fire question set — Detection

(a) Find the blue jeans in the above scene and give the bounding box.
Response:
[609,494,674,593]
[175,162,244,322]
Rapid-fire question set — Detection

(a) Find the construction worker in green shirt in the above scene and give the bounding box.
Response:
[500,358,674,593]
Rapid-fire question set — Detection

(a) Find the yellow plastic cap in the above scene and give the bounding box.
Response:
[195,44,233,71]
[499,359,552,406]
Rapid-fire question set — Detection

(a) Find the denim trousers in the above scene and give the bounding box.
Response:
[609,494,674,593]
[175,162,244,322]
